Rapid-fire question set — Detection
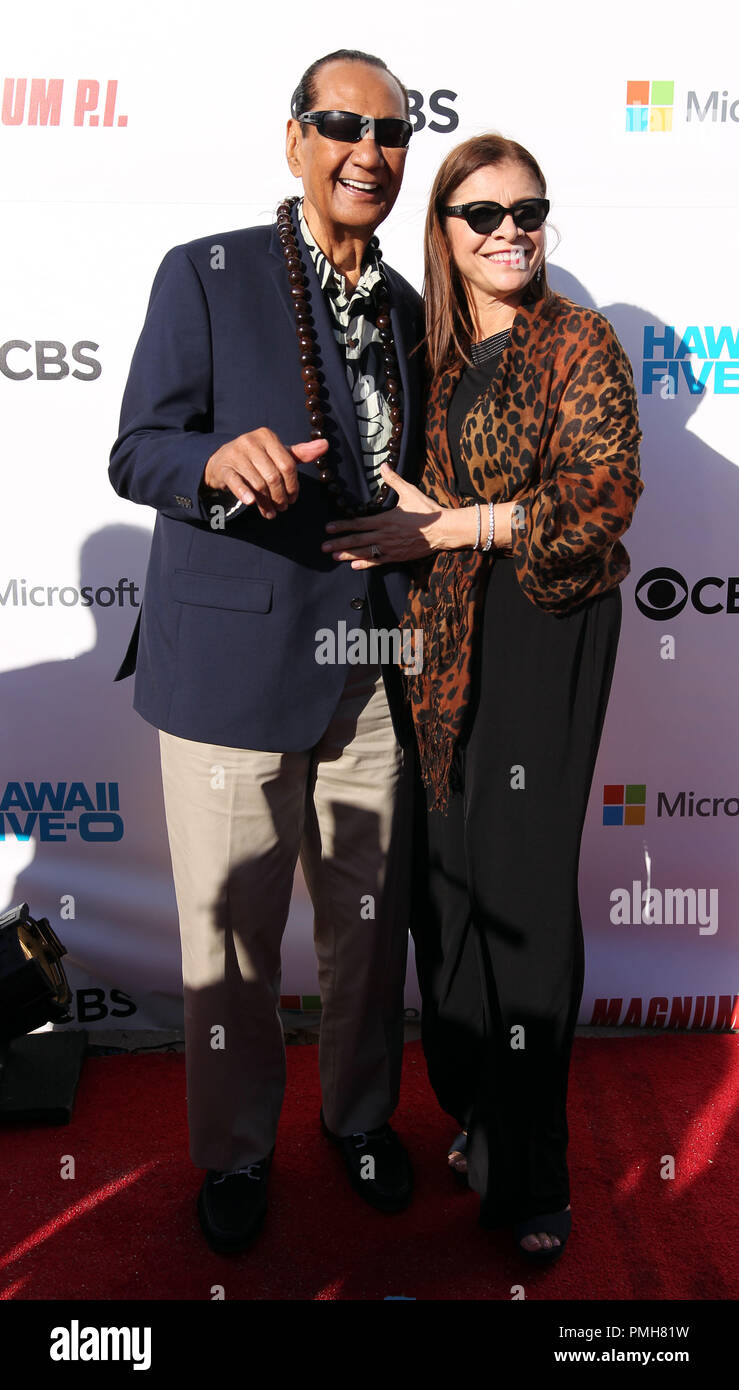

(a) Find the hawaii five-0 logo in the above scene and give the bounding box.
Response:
[641,325,739,396]
[0,782,124,841]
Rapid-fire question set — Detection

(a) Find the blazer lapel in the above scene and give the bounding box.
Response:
[389,293,412,487]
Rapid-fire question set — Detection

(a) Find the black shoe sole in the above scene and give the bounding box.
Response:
[342,1167,412,1214]
[517,1242,567,1264]
[196,1186,267,1255]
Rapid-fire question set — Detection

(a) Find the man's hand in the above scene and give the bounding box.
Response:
[203,429,329,519]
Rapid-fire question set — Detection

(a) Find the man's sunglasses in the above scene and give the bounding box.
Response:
[443,197,550,234]
[297,110,413,149]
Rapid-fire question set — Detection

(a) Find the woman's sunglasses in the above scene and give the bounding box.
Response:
[443,198,550,234]
[297,110,413,149]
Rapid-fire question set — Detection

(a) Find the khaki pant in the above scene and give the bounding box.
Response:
[158,660,412,1171]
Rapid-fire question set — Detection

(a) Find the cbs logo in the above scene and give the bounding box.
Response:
[0,340,101,380]
[407,89,458,134]
[71,988,136,1023]
[635,567,739,619]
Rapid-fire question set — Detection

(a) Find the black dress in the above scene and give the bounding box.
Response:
[411,329,622,1228]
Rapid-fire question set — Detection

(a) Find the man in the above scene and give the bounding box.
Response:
[109,49,425,1254]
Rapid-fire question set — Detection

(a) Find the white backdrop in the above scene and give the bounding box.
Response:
[1,0,737,1030]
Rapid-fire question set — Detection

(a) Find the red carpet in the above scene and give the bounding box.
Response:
[0,1037,736,1300]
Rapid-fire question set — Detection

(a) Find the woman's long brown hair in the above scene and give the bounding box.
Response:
[423,134,551,380]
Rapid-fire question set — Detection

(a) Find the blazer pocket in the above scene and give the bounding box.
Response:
[172,569,273,613]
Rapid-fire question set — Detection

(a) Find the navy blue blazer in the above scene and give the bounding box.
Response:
[109,202,425,750]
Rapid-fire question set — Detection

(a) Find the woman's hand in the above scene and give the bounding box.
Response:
[321,463,477,568]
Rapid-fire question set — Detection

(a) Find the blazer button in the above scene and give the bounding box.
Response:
[350,597,365,610]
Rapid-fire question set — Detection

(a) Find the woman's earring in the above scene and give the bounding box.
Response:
[536,263,544,283]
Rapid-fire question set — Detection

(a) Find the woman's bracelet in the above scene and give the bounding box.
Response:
[482,500,495,552]
[473,503,482,551]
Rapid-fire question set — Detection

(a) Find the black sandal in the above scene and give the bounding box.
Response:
[514,1207,571,1263]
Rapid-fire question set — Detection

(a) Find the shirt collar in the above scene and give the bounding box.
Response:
[296,197,383,305]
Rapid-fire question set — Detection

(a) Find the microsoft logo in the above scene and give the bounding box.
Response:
[626,80,674,132]
[603,784,646,826]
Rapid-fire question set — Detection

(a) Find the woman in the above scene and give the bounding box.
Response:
[322,133,644,1261]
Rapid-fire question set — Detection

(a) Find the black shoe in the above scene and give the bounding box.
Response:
[320,1109,412,1213]
[196,1149,273,1254]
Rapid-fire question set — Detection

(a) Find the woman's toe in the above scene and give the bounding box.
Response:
[519,1207,570,1250]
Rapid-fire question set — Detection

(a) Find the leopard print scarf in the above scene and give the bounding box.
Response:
[401,292,644,813]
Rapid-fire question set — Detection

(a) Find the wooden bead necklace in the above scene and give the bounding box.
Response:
[276,196,402,518]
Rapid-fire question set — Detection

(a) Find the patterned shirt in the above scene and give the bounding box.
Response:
[297,198,397,501]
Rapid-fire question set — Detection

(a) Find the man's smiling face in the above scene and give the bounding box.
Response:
[285,59,409,248]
